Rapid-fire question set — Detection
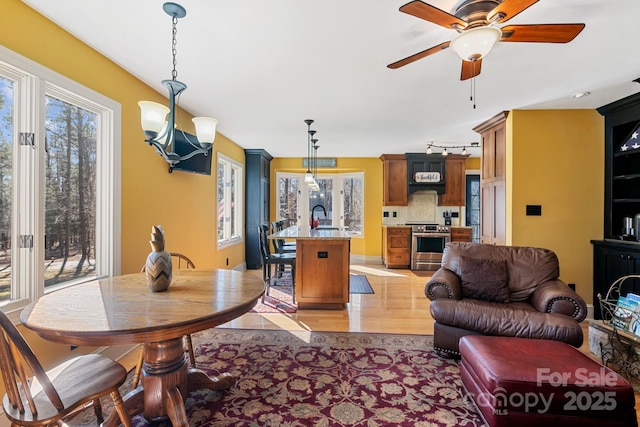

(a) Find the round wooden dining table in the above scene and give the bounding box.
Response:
[20,269,265,426]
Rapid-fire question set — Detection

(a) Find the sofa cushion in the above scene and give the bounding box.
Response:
[441,242,560,301]
[459,255,510,303]
[429,299,584,348]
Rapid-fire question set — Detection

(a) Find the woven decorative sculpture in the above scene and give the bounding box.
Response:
[145,225,172,292]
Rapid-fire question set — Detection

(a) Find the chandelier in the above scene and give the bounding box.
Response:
[138,2,219,173]
[304,119,320,191]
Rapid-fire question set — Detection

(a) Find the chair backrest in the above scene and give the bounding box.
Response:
[171,253,196,270]
[270,221,289,252]
[0,310,64,416]
[441,242,560,302]
[141,252,195,272]
[258,224,272,261]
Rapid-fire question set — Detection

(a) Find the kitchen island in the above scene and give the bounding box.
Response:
[270,226,350,309]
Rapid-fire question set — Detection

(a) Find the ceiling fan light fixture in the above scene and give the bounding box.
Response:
[450,26,502,61]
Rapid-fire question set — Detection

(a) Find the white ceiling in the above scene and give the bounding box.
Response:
[22,0,640,158]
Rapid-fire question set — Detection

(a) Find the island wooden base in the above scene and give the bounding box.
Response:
[295,239,350,309]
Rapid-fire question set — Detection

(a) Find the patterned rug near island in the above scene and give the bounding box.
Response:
[68,329,484,427]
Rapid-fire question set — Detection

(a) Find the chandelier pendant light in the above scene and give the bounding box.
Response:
[138,2,219,173]
[304,119,320,191]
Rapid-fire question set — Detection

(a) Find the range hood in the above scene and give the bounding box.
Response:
[405,153,446,194]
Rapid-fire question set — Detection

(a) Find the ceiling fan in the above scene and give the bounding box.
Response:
[388,0,585,80]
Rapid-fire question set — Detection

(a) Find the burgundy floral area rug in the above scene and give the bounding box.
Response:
[68,329,484,426]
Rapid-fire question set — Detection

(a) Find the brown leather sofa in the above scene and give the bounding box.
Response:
[425,242,587,356]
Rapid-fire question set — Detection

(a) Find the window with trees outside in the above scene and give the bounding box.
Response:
[276,172,364,236]
[0,46,120,317]
[217,154,243,248]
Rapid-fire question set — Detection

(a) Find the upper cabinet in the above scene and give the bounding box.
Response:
[474,112,508,245]
[438,154,468,206]
[597,92,640,240]
[405,153,446,194]
[380,154,407,206]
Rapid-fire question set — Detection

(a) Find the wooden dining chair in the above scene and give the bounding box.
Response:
[259,224,296,303]
[0,310,133,427]
[134,252,197,389]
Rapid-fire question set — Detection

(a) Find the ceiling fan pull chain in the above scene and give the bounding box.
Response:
[473,76,476,109]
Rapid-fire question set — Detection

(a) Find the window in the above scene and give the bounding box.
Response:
[217,154,243,247]
[0,45,120,318]
[44,95,97,288]
[0,76,13,303]
[276,172,364,236]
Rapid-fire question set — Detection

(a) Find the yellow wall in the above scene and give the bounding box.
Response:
[508,110,604,302]
[1,1,246,370]
[2,0,246,275]
[465,156,481,171]
[270,158,383,258]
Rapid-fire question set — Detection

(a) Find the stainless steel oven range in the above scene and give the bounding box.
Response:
[410,224,451,271]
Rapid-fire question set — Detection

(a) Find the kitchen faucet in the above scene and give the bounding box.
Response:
[311,204,327,229]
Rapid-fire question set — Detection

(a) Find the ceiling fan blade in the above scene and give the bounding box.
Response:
[487,0,539,24]
[399,0,467,30]
[387,41,450,69]
[500,24,585,43]
[461,59,482,81]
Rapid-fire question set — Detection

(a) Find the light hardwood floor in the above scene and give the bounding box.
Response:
[123,263,639,422]
[224,264,435,333]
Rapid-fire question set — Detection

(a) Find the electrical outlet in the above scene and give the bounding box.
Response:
[392,211,397,218]
[526,205,542,216]
[383,211,389,218]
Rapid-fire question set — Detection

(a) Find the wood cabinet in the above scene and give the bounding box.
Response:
[380,154,407,206]
[592,240,640,319]
[245,149,273,269]
[296,239,350,309]
[382,226,411,268]
[474,112,508,245]
[438,154,469,206]
[450,227,472,242]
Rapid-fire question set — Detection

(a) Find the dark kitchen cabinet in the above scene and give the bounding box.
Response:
[245,149,272,269]
[592,92,640,319]
[592,240,640,319]
[405,153,446,194]
[597,92,640,240]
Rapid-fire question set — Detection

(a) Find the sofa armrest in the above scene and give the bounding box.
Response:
[530,280,587,321]
[425,268,462,301]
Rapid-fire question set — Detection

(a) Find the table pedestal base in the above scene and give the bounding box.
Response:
[103,338,235,427]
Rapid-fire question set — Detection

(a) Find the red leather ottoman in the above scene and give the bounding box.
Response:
[459,336,637,427]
